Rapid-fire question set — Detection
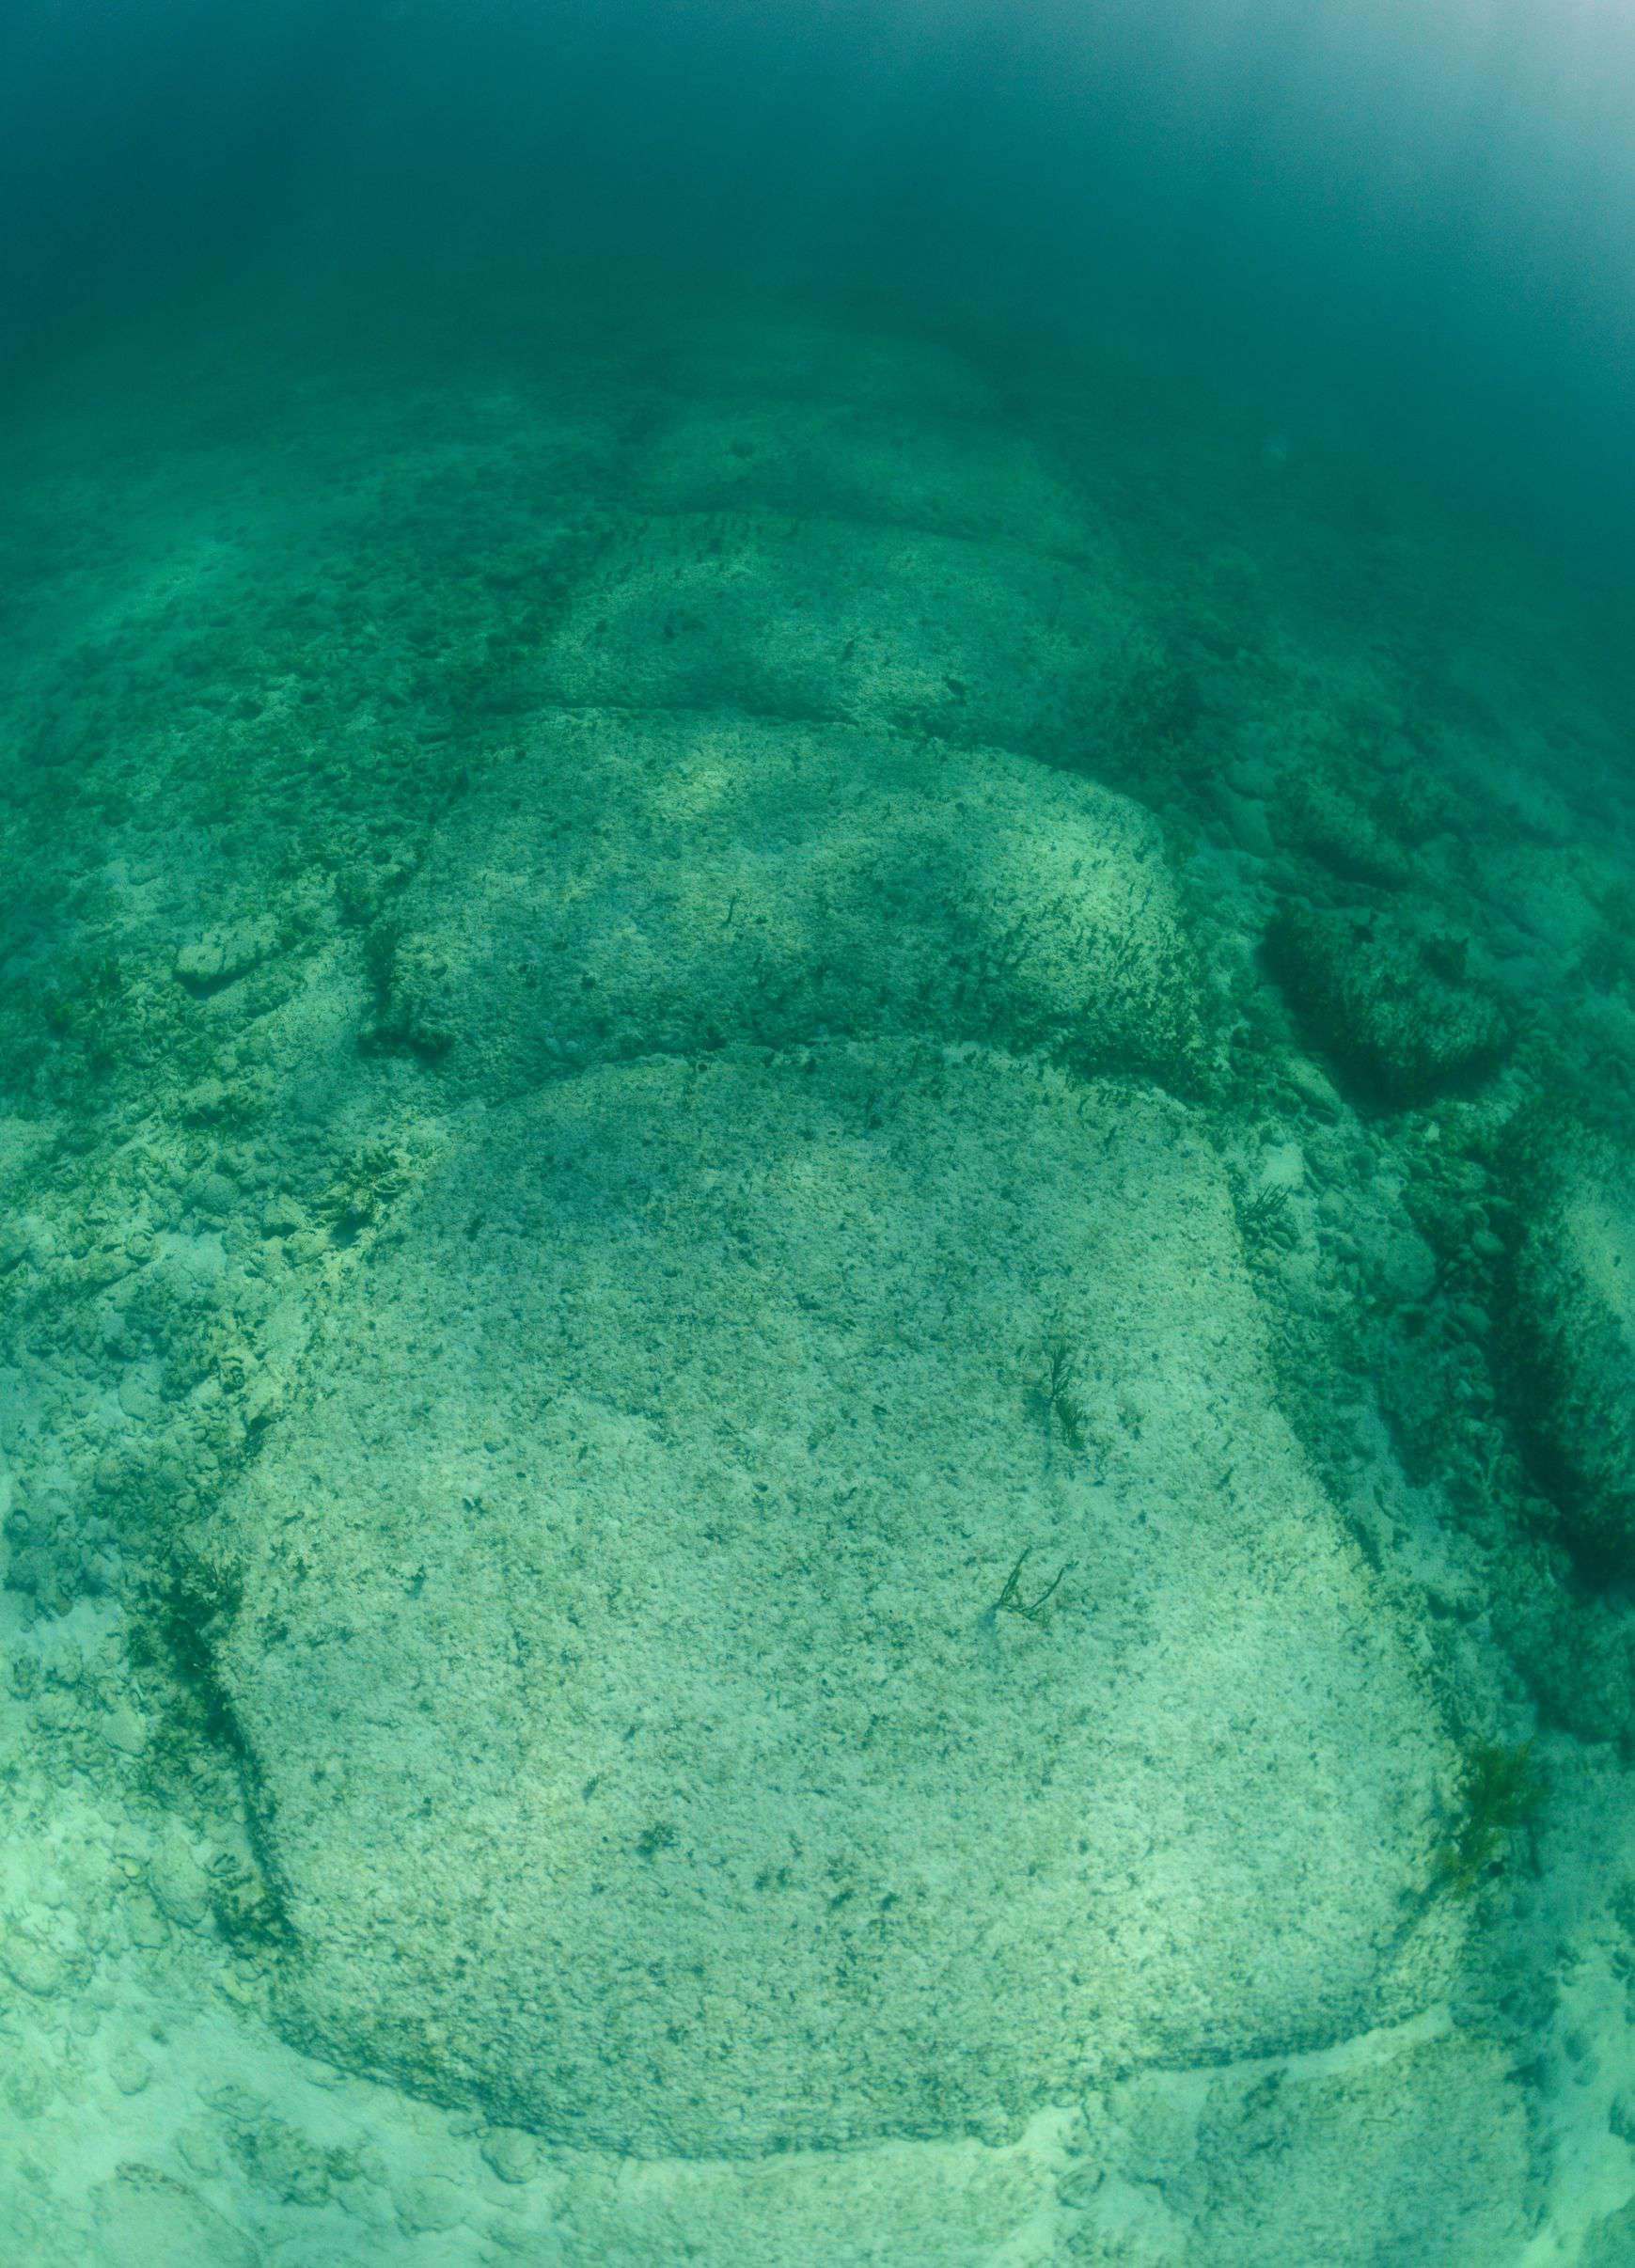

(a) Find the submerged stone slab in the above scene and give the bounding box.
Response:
[207,1046,1451,2155]
[658,307,999,415]
[367,711,1203,1090]
[1076,2020,1532,2267]
[542,513,1137,755]
[628,399,1102,559]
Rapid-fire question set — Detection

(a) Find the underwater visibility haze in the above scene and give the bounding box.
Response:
[1,1,1634,2260]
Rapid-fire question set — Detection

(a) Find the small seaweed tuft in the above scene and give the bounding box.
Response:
[1034,1329,1090,1455]
[41,953,129,1072]
[1235,1180,1297,1255]
[1434,1739,1544,1900]
[319,1141,413,1243]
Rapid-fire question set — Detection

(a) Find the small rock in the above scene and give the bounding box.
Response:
[2,1932,68,1996]
[90,2166,260,2268]
[100,1699,149,1756]
[118,1364,163,1422]
[4,2053,52,2118]
[174,922,273,995]
[397,2176,466,2235]
[123,1888,171,1951]
[35,1688,77,1731]
[230,2113,334,2207]
[481,2127,544,2185]
[1284,1054,1343,1120]
[197,1172,237,1220]
[180,1078,231,1122]
[107,2041,151,2095]
[177,2118,228,2177]
[149,1830,212,1928]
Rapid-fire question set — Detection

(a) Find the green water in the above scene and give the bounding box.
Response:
[3,8,1635,2262]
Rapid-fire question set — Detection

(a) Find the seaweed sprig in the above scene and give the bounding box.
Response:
[1236,1180,1297,1253]
[1038,1331,1089,1455]
[1434,1740,1544,1900]
[984,1547,1077,1629]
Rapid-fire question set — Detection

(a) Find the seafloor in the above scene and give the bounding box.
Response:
[1,276,1633,2264]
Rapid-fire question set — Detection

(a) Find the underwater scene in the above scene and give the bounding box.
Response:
[2,2,1634,2260]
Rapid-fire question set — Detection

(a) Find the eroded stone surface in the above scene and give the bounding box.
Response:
[205,1046,1453,2154]
[542,514,1138,754]
[366,711,1203,1091]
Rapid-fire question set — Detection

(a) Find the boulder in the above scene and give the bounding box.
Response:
[1266,898,1512,1104]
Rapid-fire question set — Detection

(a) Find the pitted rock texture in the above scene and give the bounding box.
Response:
[205,1047,1450,2154]
[364,711,1203,1091]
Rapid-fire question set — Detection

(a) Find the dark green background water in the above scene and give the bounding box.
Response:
[4,0,1633,556]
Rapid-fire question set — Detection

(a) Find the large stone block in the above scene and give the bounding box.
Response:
[628,399,1101,559]
[541,512,1136,755]
[204,1046,1451,2156]
[366,711,1203,1090]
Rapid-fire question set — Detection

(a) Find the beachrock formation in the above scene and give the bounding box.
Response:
[362,713,1203,1090]
[198,1047,1453,2154]
[5,292,1625,2257]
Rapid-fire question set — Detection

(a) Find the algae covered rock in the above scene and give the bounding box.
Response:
[203,1044,1450,2156]
[1582,2197,1635,2267]
[1273,768,1418,888]
[1512,1142,1635,1575]
[1266,897,1512,1103]
[366,711,1204,1092]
